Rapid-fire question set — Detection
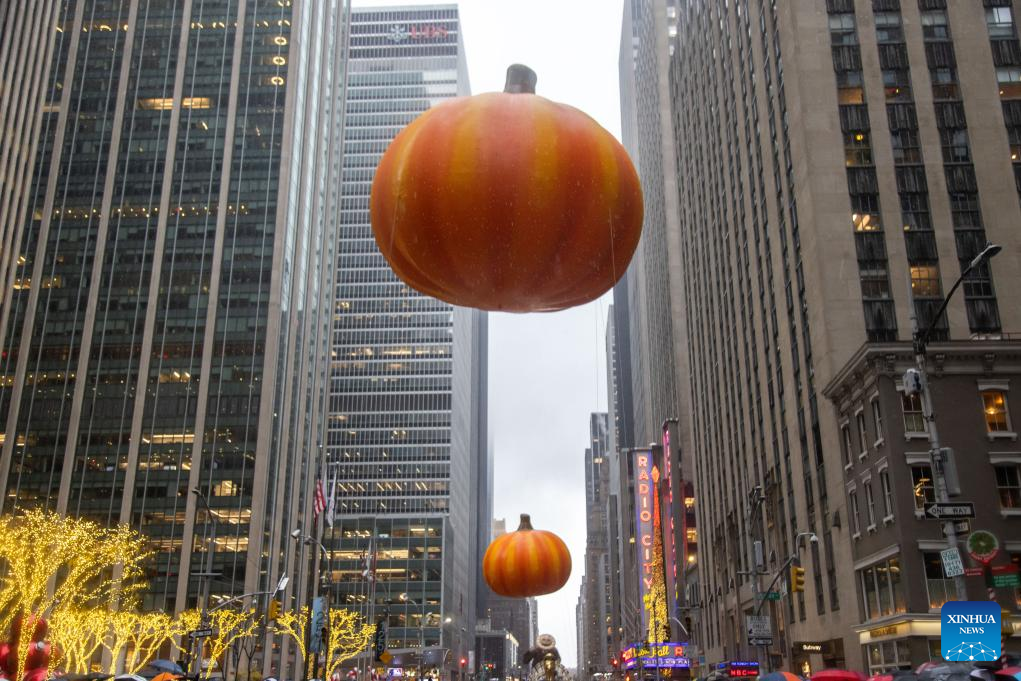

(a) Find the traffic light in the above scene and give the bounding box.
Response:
[790,565,806,593]
[460,658,467,667]
[267,599,281,621]
[611,658,618,669]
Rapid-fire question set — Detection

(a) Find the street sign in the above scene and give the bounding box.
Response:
[189,628,214,639]
[746,615,771,639]
[942,520,971,537]
[993,573,1020,588]
[755,592,781,601]
[749,637,773,647]
[925,502,975,519]
[941,547,965,578]
[380,651,393,665]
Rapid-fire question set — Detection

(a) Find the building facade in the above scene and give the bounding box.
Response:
[825,342,1021,674]
[579,413,612,678]
[668,0,1021,674]
[323,4,487,674]
[0,0,349,673]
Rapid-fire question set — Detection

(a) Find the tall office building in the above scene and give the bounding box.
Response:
[323,5,487,674]
[670,0,1021,673]
[0,0,348,672]
[579,413,611,679]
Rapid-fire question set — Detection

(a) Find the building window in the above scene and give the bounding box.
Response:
[882,69,912,102]
[829,13,858,45]
[923,551,955,610]
[842,423,853,468]
[911,464,935,512]
[864,481,877,529]
[845,131,873,166]
[982,390,1010,432]
[939,128,971,163]
[910,265,942,298]
[865,640,912,676]
[880,469,894,521]
[837,71,865,104]
[875,12,903,43]
[997,66,1021,99]
[872,398,884,443]
[850,490,861,537]
[931,67,960,100]
[902,392,926,434]
[891,129,922,164]
[995,464,1021,509]
[987,7,1016,38]
[921,10,949,40]
[856,411,869,457]
[859,556,905,621]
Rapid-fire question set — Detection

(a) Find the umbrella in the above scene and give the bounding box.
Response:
[61,676,111,681]
[916,663,974,681]
[142,662,183,676]
[150,673,181,681]
[761,673,807,681]
[814,671,867,681]
[114,675,149,681]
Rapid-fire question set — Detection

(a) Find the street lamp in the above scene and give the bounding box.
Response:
[291,528,331,681]
[908,241,1001,601]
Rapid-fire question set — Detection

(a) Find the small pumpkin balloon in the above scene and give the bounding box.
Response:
[371,64,643,313]
[483,514,571,597]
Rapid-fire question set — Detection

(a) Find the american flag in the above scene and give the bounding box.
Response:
[313,478,326,518]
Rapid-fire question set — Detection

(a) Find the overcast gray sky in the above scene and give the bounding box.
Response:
[353,0,626,667]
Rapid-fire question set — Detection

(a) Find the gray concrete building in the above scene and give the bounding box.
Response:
[323,6,487,676]
[579,413,612,679]
[0,0,350,674]
[669,0,1021,674]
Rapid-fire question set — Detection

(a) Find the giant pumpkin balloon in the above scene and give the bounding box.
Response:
[483,514,571,597]
[371,64,643,313]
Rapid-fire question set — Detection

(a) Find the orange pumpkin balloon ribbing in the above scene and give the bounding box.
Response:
[370,64,643,313]
[483,514,572,598]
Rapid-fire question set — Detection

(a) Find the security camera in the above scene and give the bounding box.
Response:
[291,528,302,539]
[809,534,820,543]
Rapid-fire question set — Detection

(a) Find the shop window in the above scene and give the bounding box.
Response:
[911,464,935,512]
[902,392,926,434]
[858,556,904,621]
[982,390,1011,433]
[923,551,955,610]
[995,464,1021,509]
[865,640,912,676]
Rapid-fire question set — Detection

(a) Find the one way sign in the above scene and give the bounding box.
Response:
[925,502,975,519]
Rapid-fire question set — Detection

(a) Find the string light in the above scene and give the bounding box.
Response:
[323,609,374,681]
[272,607,309,663]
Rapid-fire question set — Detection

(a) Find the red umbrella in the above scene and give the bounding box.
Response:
[813,671,867,681]
[867,675,893,681]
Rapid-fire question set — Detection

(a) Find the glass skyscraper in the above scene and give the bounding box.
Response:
[0,0,348,672]
[325,4,488,674]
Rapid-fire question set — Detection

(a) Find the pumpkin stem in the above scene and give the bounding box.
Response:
[517,513,534,531]
[504,64,537,94]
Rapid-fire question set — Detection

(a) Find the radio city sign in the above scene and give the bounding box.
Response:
[387,24,451,43]
[621,644,689,670]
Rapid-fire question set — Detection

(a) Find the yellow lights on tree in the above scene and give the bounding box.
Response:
[0,510,151,681]
[322,609,375,681]
[203,609,259,680]
[273,607,310,663]
[643,466,670,645]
